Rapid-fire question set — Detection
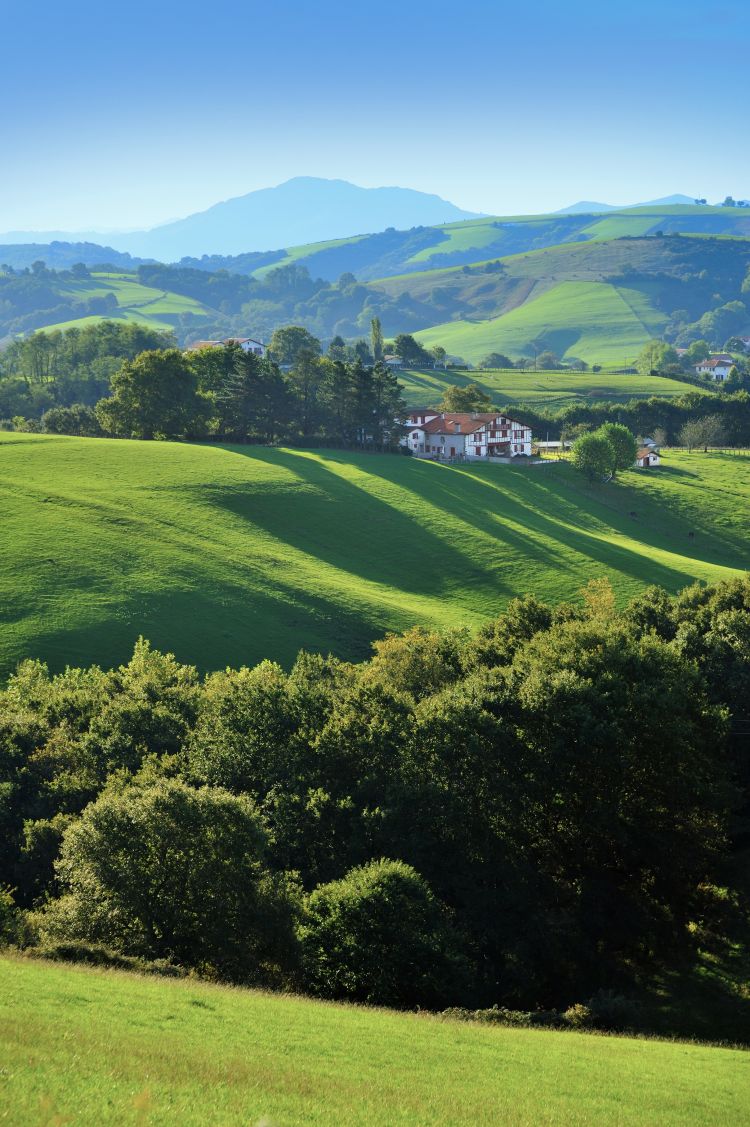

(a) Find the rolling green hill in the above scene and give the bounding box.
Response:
[6,228,750,365]
[373,233,750,365]
[3,956,748,1126]
[2,433,746,679]
[414,280,668,366]
[40,271,217,334]
[245,204,750,282]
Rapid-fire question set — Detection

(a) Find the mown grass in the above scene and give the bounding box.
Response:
[414,280,668,365]
[1,434,746,678]
[2,955,748,1126]
[397,365,700,408]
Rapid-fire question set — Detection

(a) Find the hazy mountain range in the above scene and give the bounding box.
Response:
[0,178,481,261]
[557,195,701,214]
[0,180,721,263]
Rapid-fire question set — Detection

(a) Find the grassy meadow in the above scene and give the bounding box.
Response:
[2,956,749,1127]
[397,365,701,408]
[2,433,747,678]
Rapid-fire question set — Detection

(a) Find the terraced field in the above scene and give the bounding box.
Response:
[2,434,746,678]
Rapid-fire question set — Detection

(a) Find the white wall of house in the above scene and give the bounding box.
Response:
[696,361,732,381]
[403,412,532,458]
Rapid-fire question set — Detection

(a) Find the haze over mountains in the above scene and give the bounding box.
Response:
[557,194,701,214]
[0,178,481,261]
[1,179,734,263]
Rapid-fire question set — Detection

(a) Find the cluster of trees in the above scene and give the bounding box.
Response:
[2,577,748,1014]
[0,261,127,336]
[90,338,406,447]
[142,261,441,345]
[638,338,750,387]
[477,350,574,372]
[571,423,638,482]
[0,322,175,421]
[0,322,409,447]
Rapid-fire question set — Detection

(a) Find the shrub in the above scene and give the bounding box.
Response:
[39,779,300,984]
[299,859,469,1008]
[563,1003,595,1029]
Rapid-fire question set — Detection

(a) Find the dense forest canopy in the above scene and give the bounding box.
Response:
[2,577,748,1024]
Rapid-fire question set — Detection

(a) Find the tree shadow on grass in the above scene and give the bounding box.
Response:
[348,454,722,594]
[6,570,398,681]
[203,447,513,601]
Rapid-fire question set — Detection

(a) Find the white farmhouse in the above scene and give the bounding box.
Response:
[187,336,266,357]
[227,337,266,357]
[403,411,532,460]
[695,358,733,381]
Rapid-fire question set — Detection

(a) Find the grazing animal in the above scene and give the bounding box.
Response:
[629,511,637,518]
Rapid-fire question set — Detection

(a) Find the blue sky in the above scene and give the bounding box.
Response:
[2,0,748,230]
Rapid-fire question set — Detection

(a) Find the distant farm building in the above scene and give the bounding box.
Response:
[188,337,266,357]
[635,447,661,468]
[695,357,733,381]
[403,411,532,460]
[384,354,404,368]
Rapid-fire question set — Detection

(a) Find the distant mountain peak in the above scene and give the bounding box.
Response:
[110,179,481,259]
[557,193,701,215]
[556,201,619,215]
[0,178,481,260]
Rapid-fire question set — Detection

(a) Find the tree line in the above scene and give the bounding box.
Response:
[2,323,406,448]
[507,388,750,446]
[1,577,748,1025]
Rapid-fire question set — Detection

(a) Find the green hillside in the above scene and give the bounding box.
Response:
[372,233,750,365]
[41,271,216,334]
[6,230,749,361]
[2,433,746,678]
[397,366,704,408]
[3,957,748,1127]
[414,280,668,365]
[245,204,750,282]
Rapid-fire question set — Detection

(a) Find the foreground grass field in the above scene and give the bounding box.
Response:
[2,434,747,677]
[2,956,748,1126]
[397,365,701,408]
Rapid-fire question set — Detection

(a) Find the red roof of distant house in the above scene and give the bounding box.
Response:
[699,358,731,367]
[636,448,658,458]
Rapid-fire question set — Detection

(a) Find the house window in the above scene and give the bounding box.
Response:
[475,446,481,456]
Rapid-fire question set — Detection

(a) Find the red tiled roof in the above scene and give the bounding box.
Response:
[417,412,528,435]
